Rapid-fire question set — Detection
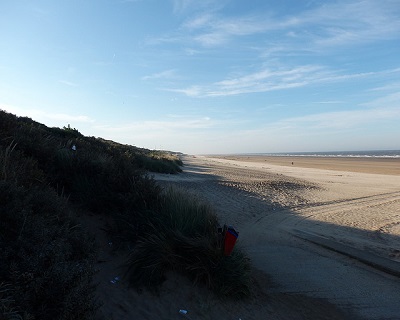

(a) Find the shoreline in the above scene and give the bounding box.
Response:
[209,155,400,175]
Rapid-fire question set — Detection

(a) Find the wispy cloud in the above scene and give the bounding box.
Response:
[362,91,400,109]
[96,116,214,133]
[184,47,201,56]
[167,85,203,97]
[160,0,400,50]
[307,1,400,46]
[142,69,178,81]
[370,82,400,92]
[166,65,324,96]
[183,13,273,47]
[193,32,228,47]
[172,0,194,14]
[167,66,400,97]
[172,0,224,15]
[313,101,345,105]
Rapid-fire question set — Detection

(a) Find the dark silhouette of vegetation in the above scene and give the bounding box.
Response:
[0,109,251,319]
[0,181,96,320]
[62,124,83,138]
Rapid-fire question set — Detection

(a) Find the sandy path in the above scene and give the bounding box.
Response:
[154,155,400,319]
[88,212,344,320]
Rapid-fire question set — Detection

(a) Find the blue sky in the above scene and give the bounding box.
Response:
[1,0,399,154]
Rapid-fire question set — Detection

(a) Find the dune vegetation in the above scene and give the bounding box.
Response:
[0,110,251,320]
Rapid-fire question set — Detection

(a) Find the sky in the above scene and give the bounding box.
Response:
[1,0,400,154]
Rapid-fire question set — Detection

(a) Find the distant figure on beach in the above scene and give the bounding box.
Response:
[292,162,294,165]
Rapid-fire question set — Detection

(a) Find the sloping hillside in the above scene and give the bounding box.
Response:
[0,110,251,320]
[0,110,182,319]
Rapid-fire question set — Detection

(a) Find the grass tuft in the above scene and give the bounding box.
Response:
[124,187,252,299]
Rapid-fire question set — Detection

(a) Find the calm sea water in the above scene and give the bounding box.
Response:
[255,150,400,158]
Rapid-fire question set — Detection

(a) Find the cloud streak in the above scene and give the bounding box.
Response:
[172,0,224,15]
[168,66,400,97]
[180,0,400,48]
[95,116,214,133]
[143,0,400,58]
[148,1,400,101]
[166,65,322,96]
[142,69,178,81]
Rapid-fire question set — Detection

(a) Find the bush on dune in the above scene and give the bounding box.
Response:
[0,110,182,214]
[124,188,252,299]
[0,123,97,319]
[0,181,96,320]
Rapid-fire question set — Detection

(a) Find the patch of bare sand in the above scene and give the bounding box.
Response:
[203,156,400,261]
[82,213,350,320]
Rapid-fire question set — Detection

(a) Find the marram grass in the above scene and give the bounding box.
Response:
[125,187,252,299]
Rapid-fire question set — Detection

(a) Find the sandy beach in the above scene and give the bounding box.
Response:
[203,155,400,260]
[94,155,400,319]
[214,155,400,175]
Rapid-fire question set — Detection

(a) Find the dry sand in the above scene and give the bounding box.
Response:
[205,155,400,260]
[206,155,400,260]
[90,155,400,319]
[217,155,400,175]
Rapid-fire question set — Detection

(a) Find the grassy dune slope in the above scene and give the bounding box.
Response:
[0,110,251,320]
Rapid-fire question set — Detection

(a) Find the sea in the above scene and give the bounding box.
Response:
[251,150,400,158]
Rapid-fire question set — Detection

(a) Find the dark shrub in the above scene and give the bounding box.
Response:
[0,181,96,320]
[124,188,252,299]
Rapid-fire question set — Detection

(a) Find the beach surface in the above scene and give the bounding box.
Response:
[94,155,400,319]
[214,155,400,175]
[202,155,400,261]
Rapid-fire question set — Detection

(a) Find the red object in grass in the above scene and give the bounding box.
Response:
[223,227,238,256]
